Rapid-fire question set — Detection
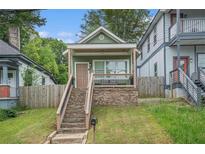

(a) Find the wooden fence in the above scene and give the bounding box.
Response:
[137,77,165,98]
[19,77,164,108]
[19,85,66,108]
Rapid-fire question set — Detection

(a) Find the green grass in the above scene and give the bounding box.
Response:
[145,103,205,143]
[0,108,56,144]
[87,101,205,144]
[87,105,172,144]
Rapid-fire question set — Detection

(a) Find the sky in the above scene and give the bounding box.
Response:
[35,9,158,43]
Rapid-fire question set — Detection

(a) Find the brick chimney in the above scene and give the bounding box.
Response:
[8,27,21,50]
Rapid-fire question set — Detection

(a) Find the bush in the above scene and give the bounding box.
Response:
[0,109,17,121]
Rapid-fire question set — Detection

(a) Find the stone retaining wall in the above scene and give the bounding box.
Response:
[93,87,138,105]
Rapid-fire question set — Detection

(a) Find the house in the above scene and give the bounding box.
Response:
[0,27,56,109]
[137,9,205,105]
[51,27,138,143]
[65,26,138,89]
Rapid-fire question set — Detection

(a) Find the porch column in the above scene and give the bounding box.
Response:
[176,9,181,80]
[2,65,8,84]
[16,67,19,97]
[68,49,73,77]
[133,49,137,88]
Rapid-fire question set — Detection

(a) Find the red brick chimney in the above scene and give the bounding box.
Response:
[8,27,21,50]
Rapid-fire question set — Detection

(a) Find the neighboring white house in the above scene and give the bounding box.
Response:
[137,9,205,104]
[0,27,56,109]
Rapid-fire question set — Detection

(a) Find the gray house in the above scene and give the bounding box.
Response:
[137,9,205,105]
[0,27,56,109]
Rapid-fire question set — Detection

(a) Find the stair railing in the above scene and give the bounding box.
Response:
[198,67,205,87]
[56,74,73,130]
[84,73,94,129]
[170,68,201,105]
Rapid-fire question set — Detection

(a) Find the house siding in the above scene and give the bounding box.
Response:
[86,32,117,44]
[19,61,55,86]
[137,15,165,78]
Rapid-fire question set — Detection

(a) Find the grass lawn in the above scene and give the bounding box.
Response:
[0,108,56,144]
[87,101,205,144]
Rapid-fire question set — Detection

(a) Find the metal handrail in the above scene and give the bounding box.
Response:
[56,74,73,130]
[170,68,201,105]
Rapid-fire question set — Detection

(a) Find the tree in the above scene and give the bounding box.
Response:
[41,38,68,84]
[21,67,40,86]
[0,10,46,48]
[80,9,150,42]
[22,37,68,84]
[22,38,59,77]
[80,10,104,37]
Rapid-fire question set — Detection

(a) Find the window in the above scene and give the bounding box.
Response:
[198,54,205,68]
[153,26,157,46]
[147,36,150,53]
[94,60,129,75]
[154,62,158,77]
[42,76,45,85]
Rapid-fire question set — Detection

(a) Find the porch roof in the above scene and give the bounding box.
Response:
[64,43,136,55]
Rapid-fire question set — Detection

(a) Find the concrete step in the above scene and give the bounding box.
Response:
[51,133,86,144]
[58,128,87,134]
[64,113,85,118]
[66,105,84,109]
[61,122,85,128]
[66,109,85,113]
[63,117,85,123]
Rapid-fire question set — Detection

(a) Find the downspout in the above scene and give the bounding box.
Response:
[194,45,197,72]
[176,9,181,80]
[163,13,166,98]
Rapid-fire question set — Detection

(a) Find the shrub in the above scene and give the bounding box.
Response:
[0,109,17,121]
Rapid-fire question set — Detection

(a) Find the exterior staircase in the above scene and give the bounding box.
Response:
[51,88,88,144]
[193,79,205,104]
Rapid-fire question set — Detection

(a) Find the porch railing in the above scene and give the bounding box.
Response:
[93,73,133,87]
[170,68,201,105]
[169,18,205,40]
[56,74,73,130]
[84,73,94,129]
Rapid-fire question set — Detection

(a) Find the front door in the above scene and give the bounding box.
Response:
[8,70,16,97]
[173,57,189,74]
[173,57,189,81]
[76,63,89,88]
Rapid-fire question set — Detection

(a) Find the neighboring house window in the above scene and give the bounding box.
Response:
[147,36,150,53]
[153,26,157,46]
[154,62,158,77]
[42,76,45,85]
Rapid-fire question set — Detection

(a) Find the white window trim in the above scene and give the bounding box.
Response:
[92,59,130,80]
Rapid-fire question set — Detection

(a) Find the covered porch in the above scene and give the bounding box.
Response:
[0,60,19,108]
[67,44,137,88]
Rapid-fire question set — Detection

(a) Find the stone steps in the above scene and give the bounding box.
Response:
[64,113,85,118]
[51,133,86,144]
[51,88,87,144]
[63,117,85,123]
[58,128,87,134]
[61,122,85,128]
